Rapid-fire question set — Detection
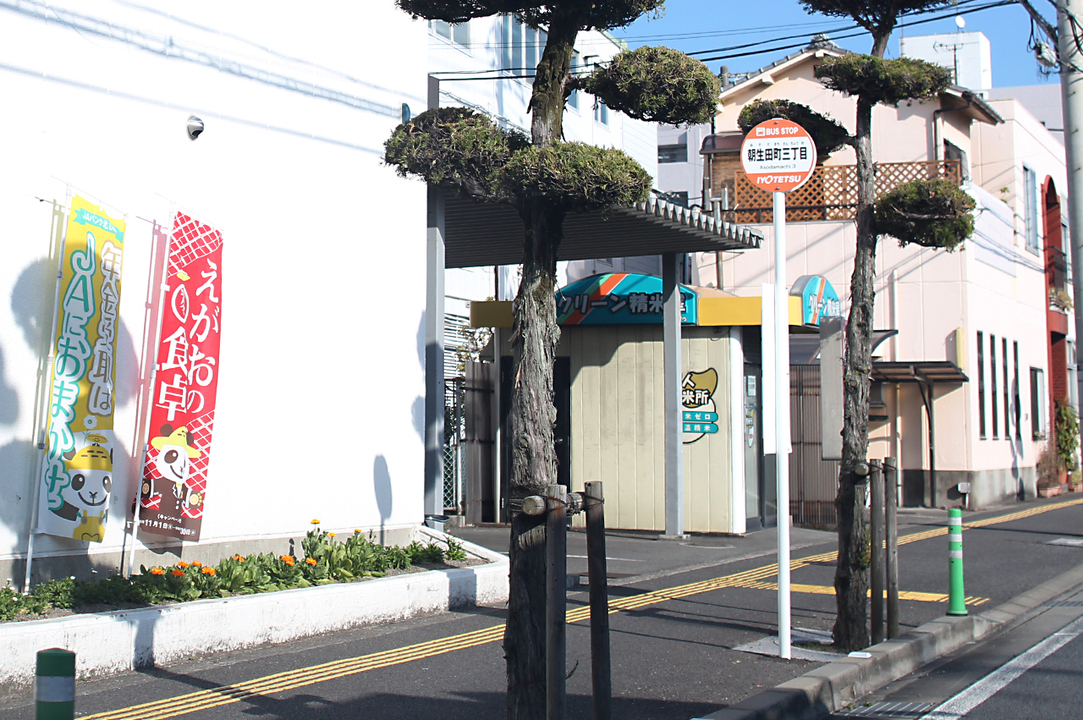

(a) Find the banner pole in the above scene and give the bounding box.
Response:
[125,220,172,578]
[24,199,70,594]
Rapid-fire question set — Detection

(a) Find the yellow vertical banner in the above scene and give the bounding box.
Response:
[38,196,125,542]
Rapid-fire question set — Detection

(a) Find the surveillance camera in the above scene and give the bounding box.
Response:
[186,115,204,141]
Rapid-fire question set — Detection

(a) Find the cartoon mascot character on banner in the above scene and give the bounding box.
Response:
[142,425,202,514]
[51,433,113,542]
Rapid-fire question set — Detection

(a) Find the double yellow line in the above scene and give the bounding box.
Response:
[83,497,1083,720]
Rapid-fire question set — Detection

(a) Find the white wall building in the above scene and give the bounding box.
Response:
[0,0,429,581]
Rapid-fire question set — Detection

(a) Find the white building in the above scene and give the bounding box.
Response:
[0,1,429,581]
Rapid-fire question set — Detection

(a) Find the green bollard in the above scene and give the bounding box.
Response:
[947,509,967,616]
[36,648,75,720]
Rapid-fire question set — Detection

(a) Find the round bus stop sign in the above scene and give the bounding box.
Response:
[740,118,817,193]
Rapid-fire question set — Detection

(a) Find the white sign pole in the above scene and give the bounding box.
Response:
[773,191,791,660]
[741,117,814,662]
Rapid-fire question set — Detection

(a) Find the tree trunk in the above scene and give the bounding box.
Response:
[504,13,579,720]
[833,95,875,652]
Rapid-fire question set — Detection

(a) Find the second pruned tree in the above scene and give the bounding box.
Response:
[799,0,976,650]
[385,2,719,718]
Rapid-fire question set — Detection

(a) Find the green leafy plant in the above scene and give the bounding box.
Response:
[444,538,468,562]
[874,178,975,251]
[1055,403,1080,472]
[738,99,850,159]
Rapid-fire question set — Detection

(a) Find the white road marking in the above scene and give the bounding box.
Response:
[921,616,1083,720]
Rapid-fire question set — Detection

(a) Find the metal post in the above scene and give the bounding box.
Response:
[773,190,791,659]
[1058,0,1083,439]
[662,253,684,538]
[870,460,884,645]
[546,484,568,720]
[36,648,75,720]
[424,184,446,517]
[885,457,900,638]
[947,508,967,616]
[585,482,611,720]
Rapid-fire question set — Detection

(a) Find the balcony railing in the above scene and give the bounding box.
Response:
[729,160,962,224]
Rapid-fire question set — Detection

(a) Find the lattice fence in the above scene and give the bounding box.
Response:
[734,160,961,224]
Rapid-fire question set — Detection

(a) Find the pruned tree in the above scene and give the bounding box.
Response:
[800,0,969,651]
[386,3,718,717]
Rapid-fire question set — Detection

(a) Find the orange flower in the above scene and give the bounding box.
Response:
[328,532,337,538]
[150,567,165,576]
[310,519,321,525]
[353,529,362,534]
[305,557,318,566]
[171,569,185,577]
[280,555,295,566]
[201,567,216,576]
[232,555,245,562]
[192,561,203,568]
[177,561,190,568]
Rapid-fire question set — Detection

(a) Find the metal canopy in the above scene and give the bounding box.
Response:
[871,361,968,385]
[444,193,764,268]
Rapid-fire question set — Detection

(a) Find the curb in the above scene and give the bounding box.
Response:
[0,528,508,688]
[694,562,1083,720]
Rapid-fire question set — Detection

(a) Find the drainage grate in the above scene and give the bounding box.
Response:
[1048,600,1083,607]
[841,701,932,718]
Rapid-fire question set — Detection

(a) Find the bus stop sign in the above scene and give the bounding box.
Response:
[740,118,817,193]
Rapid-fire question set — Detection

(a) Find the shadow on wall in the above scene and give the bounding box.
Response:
[374,455,393,546]
[6,252,140,583]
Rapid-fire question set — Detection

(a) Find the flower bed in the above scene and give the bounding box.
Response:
[1,523,471,623]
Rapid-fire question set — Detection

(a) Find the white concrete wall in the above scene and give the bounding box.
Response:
[900,32,992,93]
[0,1,429,572]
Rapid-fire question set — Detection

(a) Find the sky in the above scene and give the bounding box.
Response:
[612,0,1061,90]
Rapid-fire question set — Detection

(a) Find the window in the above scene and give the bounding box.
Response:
[990,334,998,438]
[1014,342,1022,440]
[1024,166,1040,255]
[978,332,986,439]
[659,144,689,164]
[1031,367,1046,439]
[944,140,969,181]
[594,99,609,125]
[502,15,546,76]
[1003,338,1010,439]
[1070,340,1079,410]
[567,51,581,110]
[430,19,469,47]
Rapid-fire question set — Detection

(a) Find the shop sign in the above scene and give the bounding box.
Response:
[556,273,697,326]
[790,275,842,326]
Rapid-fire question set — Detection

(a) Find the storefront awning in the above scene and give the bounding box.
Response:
[871,361,968,384]
[444,193,763,268]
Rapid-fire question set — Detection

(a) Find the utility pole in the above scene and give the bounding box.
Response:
[1060,0,1083,435]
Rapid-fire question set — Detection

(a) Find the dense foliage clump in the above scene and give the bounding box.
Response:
[737,98,850,159]
[874,178,975,251]
[396,1,664,29]
[815,55,952,106]
[384,107,529,203]
[385,111,650,211]
[504,142,651,211]
[580,46,720,125]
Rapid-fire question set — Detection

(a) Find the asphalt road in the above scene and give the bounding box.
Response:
[4,498,1083,720]
[833,593,1083,720]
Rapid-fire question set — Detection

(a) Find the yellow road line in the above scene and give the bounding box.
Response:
[82,497,1080,720]
[744,580,989,606]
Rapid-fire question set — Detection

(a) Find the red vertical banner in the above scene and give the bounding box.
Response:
[139,213,223,541]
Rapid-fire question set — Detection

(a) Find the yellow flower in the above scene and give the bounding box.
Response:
[305,557,318,566]
[310,519,321,525]
[328,532,337,538]
[353,528,361,534]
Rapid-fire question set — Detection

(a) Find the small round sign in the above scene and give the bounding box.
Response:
[740,118,817,193]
